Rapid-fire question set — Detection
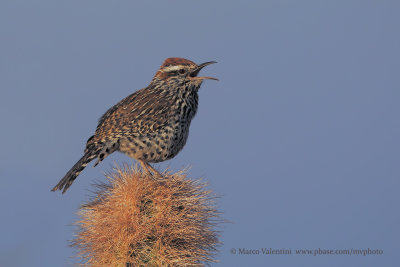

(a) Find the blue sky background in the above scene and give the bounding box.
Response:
[1,1,399,266]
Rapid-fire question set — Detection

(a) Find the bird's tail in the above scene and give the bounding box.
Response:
[51,152,97,194]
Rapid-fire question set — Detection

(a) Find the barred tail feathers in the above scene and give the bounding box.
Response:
[51,152,97,194]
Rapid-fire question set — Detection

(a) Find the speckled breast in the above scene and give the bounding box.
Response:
[121,110,197,163]
[119,122,191,163]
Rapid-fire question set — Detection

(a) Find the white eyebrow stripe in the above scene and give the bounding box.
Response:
[162,65,183,72]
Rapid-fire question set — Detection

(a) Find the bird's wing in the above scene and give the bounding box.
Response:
[93,87,173,143]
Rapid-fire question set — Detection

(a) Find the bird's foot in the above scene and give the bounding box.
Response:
[138,160,165,181]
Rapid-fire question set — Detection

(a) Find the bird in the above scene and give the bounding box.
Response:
[51,57,217,193]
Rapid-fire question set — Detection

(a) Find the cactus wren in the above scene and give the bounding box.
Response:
[52,58,217,193]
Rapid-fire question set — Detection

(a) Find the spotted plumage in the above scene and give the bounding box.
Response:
[52,57,217,193]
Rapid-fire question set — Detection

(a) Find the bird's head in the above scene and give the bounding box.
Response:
[152,58,217,88]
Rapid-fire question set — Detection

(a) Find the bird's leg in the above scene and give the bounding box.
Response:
[138,160,164,180]
[138,159,152,176]
[145,162,164,179]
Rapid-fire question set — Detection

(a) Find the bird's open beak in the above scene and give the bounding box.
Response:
[190,61,218,81]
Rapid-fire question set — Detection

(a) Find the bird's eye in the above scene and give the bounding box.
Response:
[178,69,186,74]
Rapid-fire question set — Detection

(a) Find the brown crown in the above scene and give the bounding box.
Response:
[161,58,196,68]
